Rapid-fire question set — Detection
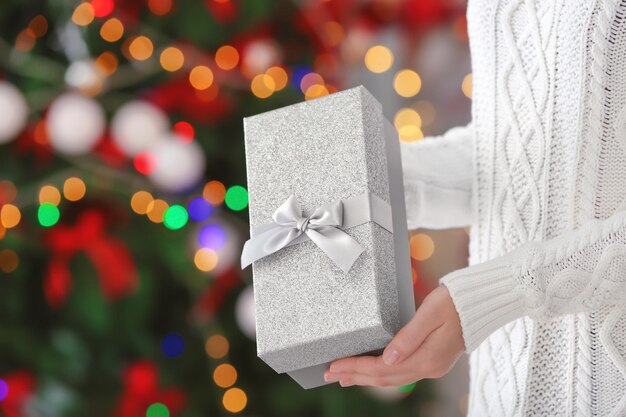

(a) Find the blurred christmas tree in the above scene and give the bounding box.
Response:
[0,0,467,416]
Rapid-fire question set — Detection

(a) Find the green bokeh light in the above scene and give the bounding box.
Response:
[38,203,60,227]
[224,185,248,211]
[397,381,416,393]
[146,403,169,417]
[163,205,189,230]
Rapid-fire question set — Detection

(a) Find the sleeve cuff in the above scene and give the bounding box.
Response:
[439,255,526,353]
[404,180,473,230]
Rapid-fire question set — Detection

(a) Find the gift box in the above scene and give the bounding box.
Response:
[240,85,415,389]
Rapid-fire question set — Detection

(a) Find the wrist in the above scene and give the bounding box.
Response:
[439,255,526,353]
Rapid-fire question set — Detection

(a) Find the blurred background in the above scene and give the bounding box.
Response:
[0,0,472,416]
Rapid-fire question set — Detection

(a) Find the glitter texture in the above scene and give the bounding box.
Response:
[243,86,406,376]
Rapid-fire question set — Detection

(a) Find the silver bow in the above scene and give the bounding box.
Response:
[240,194,365,273]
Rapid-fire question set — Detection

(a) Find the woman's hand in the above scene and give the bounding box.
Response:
[324,284,465,387]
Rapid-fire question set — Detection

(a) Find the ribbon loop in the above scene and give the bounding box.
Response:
[240,194,364,274]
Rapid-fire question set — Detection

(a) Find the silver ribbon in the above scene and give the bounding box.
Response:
[240,193,393,274]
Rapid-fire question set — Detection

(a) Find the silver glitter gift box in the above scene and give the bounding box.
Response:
[240,85,415,389]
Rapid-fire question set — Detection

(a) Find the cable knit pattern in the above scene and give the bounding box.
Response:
[400,0,626,415]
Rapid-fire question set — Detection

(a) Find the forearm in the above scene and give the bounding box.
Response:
[440,209,626,353]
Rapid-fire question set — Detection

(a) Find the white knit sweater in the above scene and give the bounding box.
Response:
[400,0,626,416]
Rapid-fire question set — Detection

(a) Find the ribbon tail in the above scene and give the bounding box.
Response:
[241,225,301,269]
[305,227,364,274]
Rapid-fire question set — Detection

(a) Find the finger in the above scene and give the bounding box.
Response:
[331,372,418,388]
[382,306,442,365]
[329,355,380,373]
[327,354,422,382]
[329,354,417,377]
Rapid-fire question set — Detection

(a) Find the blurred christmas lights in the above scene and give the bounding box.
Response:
[163,205,189,230]
[38,203,60,227]
[205,334,229,359]
[409,233,435,261]
[224,185,247,211]
[161,333,185,358]
[222,387,247,413]
[213,364,237,388]
[364,45,393,73]
[187,198,212,222]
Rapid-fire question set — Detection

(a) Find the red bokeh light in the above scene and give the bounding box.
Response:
[173,121,195,143]
[133,152,155,175]
[91,0,115,17]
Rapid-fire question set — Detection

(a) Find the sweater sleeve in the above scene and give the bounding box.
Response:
[400,122,474,230]
[440,209,626,353]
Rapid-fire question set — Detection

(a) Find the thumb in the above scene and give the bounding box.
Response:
[382,304,441,366]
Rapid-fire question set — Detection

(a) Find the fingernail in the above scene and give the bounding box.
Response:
[383,347,400,365]
[324,372,339,382]
[339,381,354,387]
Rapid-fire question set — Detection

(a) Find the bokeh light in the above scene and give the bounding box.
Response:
[222,387,247,413]
[205,334,229,359]
[0,181,17,205]
[131,191,154,215]
[364,45,393,73]
[72,3,95,26]
[215,45,239,70]
[300,72,324,94]
[0,250,19,273]
[323,21,344,46]
[100,17,124,42]
[134,152,155,175]
[397,382,417,393]
[95,51,118,76]
[63,177,86,201]
[15,29,35,52]
[163,205,189,230]
[39,185,61,206]
[0,378,7,400]
[250,74,275,99]
[194,248,218,272]
[129,36,154,61]
[1,204,21,229]
[394,69,421,98]
[224,185,248,211]
[33,120,48,145]
[198,224,226,249]
[409,233,435,261]
[203,181,226,205]
[146,402,170,417]
[462,73,473,98]
[265,66,288,91]
[38,203,60,227]
[29,15,48,38]
[148,0,173,15]
[172,121,194,142]
[189,65,214,90]
[188,197,212,222]
[160,46,184,72]
[146,199,169,223]
[161,333,185,358]
[213,363,237,388]
[305,84,329,100]
[91,0,114,17]
[291,65,312,89]
[394,108,423,142]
